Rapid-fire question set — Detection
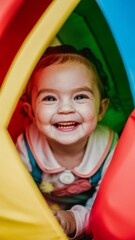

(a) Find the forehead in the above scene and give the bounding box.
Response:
[29,63,102,105]
[33,62,97,87]
[27,57,103,102]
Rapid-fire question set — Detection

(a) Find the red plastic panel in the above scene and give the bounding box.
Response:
[0,0,53,87]
[87,109,135,240]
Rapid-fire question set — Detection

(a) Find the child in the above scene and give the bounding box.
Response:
[16,45,118,239]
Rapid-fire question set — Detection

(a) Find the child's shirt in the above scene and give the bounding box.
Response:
[16,123,118,239]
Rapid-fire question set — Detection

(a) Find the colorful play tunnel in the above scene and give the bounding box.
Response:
[0,0,135,239]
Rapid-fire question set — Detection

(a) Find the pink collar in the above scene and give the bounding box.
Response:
[26,123,114,178]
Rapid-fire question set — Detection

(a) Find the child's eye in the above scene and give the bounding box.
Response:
[42,95,57,101]
[74,94,89,100]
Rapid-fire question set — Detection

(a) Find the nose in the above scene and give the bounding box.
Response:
[57,100,75,114]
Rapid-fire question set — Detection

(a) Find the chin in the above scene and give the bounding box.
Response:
[53,136,85,146]
[54,139,76,146]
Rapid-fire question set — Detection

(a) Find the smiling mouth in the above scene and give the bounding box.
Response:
[54,121,79,131]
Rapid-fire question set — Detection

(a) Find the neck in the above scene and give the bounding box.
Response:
[47,139,88,169]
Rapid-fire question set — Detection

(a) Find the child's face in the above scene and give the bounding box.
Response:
[28,62,108,146]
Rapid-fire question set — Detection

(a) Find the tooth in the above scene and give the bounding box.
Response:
[58,122,75,126]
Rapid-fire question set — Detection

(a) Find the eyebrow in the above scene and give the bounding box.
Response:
[37,89,56,98]
[37,86,93,98]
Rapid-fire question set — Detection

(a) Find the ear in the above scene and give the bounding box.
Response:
[98,98,109,122]
[23,102,35,122]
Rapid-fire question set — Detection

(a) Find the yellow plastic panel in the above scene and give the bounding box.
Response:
[0,128,66,240]
[0,0,80,239]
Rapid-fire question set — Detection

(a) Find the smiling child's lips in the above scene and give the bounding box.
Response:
[54,121,80,129]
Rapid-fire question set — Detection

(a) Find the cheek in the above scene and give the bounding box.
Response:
[35,105,50,123]
[79,104,99,121]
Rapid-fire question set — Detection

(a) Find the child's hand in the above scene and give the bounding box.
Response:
[52,209,76,237]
